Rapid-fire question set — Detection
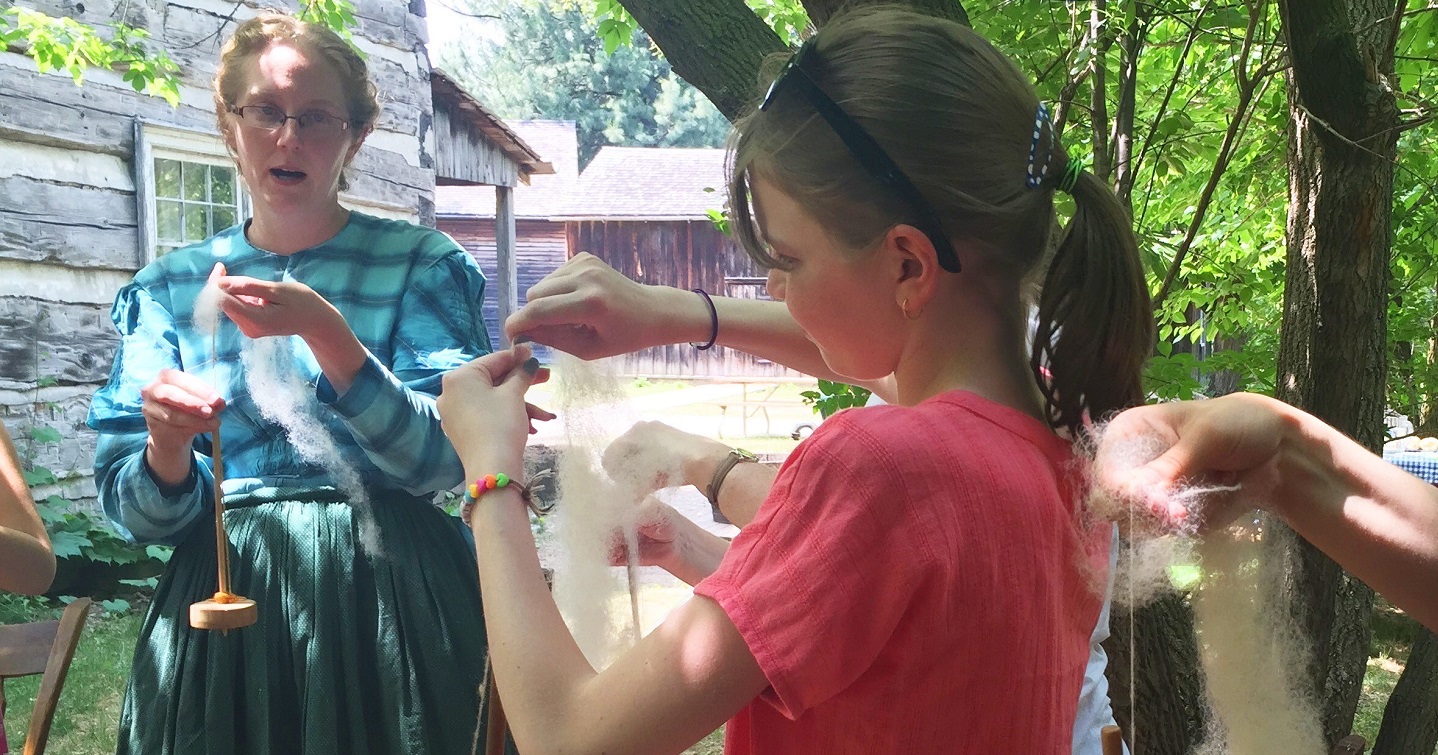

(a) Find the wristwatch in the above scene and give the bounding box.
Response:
[706,448,758,506]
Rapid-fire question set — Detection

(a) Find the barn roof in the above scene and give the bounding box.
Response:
[557,147,727,221]
[435,120,579,219]
[429,69,554,183]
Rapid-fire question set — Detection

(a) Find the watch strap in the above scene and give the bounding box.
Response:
[705,449,757,506]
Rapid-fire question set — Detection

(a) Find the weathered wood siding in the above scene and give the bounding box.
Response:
[567,220,802,380]
[0,0,442,506]
[433,105,520,188]
[441,217,568,353]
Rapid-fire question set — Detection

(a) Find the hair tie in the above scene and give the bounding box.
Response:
[1024,103,1052,189]
[1057,153,1085,195]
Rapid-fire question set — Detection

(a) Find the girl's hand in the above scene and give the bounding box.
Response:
[608,498,684,567]
[602,421,733,493]
[504,253,706,358]
[438,346,551,470]
[1095,393,1294,532]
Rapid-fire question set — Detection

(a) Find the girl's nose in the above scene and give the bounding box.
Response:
[765,268,786,302]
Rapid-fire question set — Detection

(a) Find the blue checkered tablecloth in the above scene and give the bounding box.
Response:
[1383,450,1438,485]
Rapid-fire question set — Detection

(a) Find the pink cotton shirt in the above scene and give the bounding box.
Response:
[694,391,1107,754]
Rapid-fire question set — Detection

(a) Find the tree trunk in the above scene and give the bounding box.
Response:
[618,0,787,120]
[621,1,970,122]
[1275,0,1403,746]
[1103,593,1205,755]
[1372,629,1438,755]
[801,0,968,27]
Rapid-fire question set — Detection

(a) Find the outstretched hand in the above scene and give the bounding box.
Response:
[1094,393,1293,532]
[210,262,348,342]
[505,253,705,359]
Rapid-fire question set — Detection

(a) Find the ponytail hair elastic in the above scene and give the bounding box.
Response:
[1024,102,1086,195]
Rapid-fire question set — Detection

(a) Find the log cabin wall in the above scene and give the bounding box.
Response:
[0,0,442,508]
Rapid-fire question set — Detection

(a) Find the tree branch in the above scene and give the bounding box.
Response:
[801,0,969,27]
[619,0,787,121]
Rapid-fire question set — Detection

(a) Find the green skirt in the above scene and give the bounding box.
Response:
[115,490,510,755]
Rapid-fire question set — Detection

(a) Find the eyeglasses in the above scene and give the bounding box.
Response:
[761,40,960,273]
[230,105,351,140]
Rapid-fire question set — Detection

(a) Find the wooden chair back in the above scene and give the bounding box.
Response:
[0,598,91,755]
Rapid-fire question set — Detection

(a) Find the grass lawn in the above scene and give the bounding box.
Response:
[1,595,1416,753]
[3,610,139,755]
[0,607,725,754]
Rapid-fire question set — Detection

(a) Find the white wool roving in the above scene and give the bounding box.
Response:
[241,335,381,556]
[547,352,646,670]
[1087,421,1324,755]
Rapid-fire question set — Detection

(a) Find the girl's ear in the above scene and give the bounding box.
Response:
[886,224,941,311]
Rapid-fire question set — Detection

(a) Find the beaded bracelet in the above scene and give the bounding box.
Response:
[460,470,556,524]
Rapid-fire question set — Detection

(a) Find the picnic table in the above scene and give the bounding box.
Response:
[1382,449,1438,485]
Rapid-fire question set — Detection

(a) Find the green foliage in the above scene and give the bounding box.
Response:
[705,207,731,236]
[591,0,638,55]
[0,7,180,106]
[436,0,731,164]
[298,0,362,51]
[799,380,871,418]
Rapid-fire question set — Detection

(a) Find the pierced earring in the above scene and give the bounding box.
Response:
[901,298,921,321]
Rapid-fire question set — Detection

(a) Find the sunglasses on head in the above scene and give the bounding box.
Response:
[761,40,961,273]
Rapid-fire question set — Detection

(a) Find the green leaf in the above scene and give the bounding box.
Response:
[29,426,62,444]
[49,531,89,559]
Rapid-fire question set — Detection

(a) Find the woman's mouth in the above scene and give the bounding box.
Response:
[270,167,307,183]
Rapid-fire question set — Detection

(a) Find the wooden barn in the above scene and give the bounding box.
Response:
[560,146,795,379]
[436,119,577,348]
[439,136,797,379]
[0,1,546,508]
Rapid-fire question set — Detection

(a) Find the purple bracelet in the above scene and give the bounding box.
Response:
[690,288,718,350]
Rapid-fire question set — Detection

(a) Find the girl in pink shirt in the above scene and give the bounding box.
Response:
[439,6,1153,754]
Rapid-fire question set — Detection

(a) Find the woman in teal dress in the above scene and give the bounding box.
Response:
[87,12,511,754]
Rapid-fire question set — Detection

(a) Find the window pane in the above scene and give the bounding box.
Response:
[155,159,181,199]
[212,167,235,205]
[157,199,181,242]
[213,207,236,230]
[183,163,208,202]
[184,204,209,241]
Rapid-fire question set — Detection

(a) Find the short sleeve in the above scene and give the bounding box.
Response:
[693,412,937,719]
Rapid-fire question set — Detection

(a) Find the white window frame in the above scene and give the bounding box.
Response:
[134,119,250,263]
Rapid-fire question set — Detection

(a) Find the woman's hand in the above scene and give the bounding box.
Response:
[1094,393,1295,532]
[504,253,710,358]
[141,369,226,451]
[214,266,348,342]
[140,368,226,486]
[438,346,553,472]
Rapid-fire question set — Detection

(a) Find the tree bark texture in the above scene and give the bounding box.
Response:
[623,0,971,122]
[1372,629,1438,755]
[618,0,787,121]
[801,0,969,27]
[1103,593,1205,755]
[1275,0,1403,746]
